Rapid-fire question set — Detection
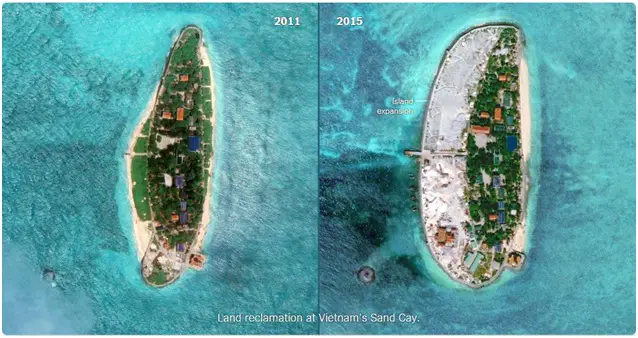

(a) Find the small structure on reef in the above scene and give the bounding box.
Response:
[42,268,57,287]
[357,266,376,283]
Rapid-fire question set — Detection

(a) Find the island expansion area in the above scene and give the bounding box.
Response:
[407,25,530,288]
[125,25,217,287]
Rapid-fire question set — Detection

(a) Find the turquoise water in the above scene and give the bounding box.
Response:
[3,4,318,334]
[319,3,635,334]
[2,3,636,335]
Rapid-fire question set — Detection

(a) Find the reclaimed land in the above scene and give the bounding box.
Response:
[126,25,217,287]
[416,24,530,289]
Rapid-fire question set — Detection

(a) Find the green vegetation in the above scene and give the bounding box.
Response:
[203,101,213,119]
[167,230,196,247]
[148,258,168,285]
[148,269,167,285]
[200,87,212,99]
[465,27,523,250]
[141,118,151,136]
[131,156,151,221]
[201,66,211,85]
[144,26,213,250]
[134,137,149,153]
[472,252,493,280]
[203,120,213,144]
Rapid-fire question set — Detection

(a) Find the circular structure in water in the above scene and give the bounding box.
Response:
[357,266,376,283]
[42,268,55,282]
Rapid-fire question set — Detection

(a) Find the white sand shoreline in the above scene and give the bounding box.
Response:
[126,90,156,261]
[192,40,216,253]
[511,55,531,253]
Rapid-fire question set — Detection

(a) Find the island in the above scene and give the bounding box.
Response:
[125,25,216,287]
[407,24,530,288]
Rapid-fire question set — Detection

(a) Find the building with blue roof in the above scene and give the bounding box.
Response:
[179,211,188,225]
[498,211,506,224]
[175,175,185,189]
[498,201,505,210]
[177,243,185,252]
[506,135,519,152]
[188,135,200,152]
[504,91,512,108]
[492,176,501,188]
[180,201,187,211]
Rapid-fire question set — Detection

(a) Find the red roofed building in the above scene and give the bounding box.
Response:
[489,214,497,221]
[498,74,507,82]
[494,107,503,122]
[189,254,206,270]
[179,74,189,82]
[162,111,173,119]
[479,111,490,119]
[176,109,184,121]
[436,227,447,245]
[471,125,491,135]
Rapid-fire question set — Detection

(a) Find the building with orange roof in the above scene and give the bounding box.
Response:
[171,213,179,222]
[162,111,173,119]
[189,254,206,270]
[498,74,507,82]
[508,253,523,267]
[471,125,491,135]
[436,227,447,244]
[494,107,503,122]
[179,74,189,82]
[479,111,490,119]
[489,214,497,221]
[176,109,184,121]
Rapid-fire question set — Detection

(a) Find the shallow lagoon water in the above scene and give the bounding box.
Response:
[319,3,635,334]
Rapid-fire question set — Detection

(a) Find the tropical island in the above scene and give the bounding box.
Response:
[125,25,216,287]
[406,24,530,288]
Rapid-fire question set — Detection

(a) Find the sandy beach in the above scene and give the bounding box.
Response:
[192,40,217,253]
[126,89,157,260]
[511,55,531,252]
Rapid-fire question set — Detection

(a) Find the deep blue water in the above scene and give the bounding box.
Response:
[319,3,636,334]
[3,3,318,334]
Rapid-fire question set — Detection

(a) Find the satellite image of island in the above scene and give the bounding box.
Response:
[1,2,636,336]
[126,25,215,286]
[3,3,318,334]
[414,25,529,287]
[319,2,635,335]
